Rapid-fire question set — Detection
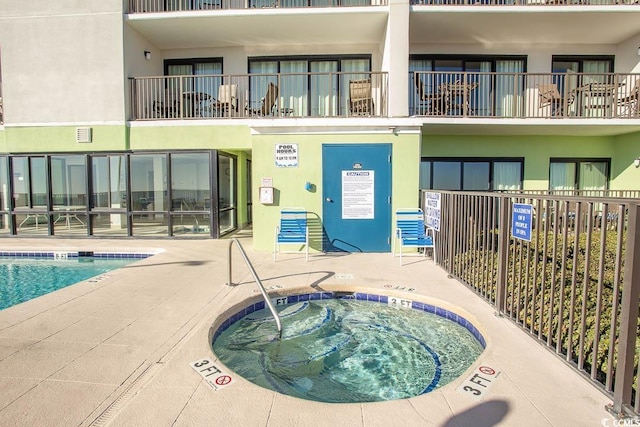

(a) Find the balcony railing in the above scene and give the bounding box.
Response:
[130,72,388,120]
[411,71,640,119]
[411,0,638,5]
[129,0,386,12]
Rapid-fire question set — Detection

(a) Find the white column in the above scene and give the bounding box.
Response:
[384,0,410,117]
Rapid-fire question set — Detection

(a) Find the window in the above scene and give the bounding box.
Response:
[91,155,127,209]
[164,58,223,77]
[551,56,613,75]
[248,56,371,117]
[409,55,526,117]
[549,159,609,192]
[3,152,222,238]
[551,56,615,108]
[51,155,86,209]
[164,58,224,118]
[420,158,523,191]
[11,157,48,209]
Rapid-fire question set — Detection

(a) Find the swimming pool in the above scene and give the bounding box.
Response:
[211,290,485,403]
[0,251,152,310]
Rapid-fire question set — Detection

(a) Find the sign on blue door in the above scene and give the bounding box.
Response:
[511,203,533,241]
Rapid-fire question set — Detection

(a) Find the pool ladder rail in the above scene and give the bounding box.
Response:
[227,238,283,339]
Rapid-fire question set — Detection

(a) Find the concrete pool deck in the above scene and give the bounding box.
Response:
[0,235,617,427]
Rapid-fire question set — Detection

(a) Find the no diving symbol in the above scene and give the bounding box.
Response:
[215,375,232,386]
[479,366,495,376]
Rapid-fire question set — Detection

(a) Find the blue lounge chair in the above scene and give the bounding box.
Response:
[274,208,309,262]
[393,208,436,265]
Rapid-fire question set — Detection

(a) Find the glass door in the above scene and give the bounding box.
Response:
[90,155,128,236]
[218,153,237,236]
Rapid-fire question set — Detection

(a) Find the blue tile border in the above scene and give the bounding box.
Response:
[0,251,153,260]
[213,291,486,349]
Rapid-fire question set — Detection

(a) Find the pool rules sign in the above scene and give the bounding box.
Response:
[511,203,533,241]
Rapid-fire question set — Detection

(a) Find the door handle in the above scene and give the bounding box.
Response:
[325,198,333,203]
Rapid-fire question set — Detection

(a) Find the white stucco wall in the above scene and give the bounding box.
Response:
[0,0,126,124]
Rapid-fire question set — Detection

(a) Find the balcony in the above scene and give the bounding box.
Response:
[128,0,387,12]
[411,72,640,119]
[130,72,388,120]
[411,0,637,4]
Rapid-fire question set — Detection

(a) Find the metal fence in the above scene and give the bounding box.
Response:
[411,0,639,5]
[422,190,640,417]
[129,0,387,12]
[411,72,640,119]
[130,72,388,120]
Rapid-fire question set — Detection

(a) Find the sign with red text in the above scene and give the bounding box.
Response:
[190,358,234,391]
[456,364,500,400]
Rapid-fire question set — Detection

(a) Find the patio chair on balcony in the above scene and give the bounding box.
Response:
[246,82,279,117]
[617,78,639,117]
[538,83,566,117]
[349,78,374,116]
[152,99,180,119]
[414,77,443,116]
[211,84,238,117]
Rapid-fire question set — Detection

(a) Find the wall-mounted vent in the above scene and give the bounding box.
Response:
[76,127,92,143]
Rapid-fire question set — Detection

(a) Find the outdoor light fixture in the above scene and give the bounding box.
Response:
[144,50,151,60]
[634,157,640,168]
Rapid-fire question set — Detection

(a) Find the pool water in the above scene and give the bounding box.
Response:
[212,298,484,403]
[0,257,138,310]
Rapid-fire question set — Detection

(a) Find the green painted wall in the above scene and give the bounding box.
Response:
[0,124,254,153]
[128,125,252,151]
[422,134,623,190]
[251,133,421,252]
[611,131,640,189]
[0,125,128,152]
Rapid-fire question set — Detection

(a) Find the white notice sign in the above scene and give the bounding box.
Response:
[275,144,298,167]
[456,364,500,400]
[423,192,441,231]
[189,358,234,391]
[342,170,374,219]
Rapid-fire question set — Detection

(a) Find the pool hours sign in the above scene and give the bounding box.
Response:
[275,144,298,167]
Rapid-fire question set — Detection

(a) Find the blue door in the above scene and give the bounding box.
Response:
[322,144,391,252]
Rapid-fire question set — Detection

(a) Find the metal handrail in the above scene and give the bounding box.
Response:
[227,237,282,338]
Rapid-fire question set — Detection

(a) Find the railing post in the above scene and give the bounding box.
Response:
[446,193,455,274]
[495,195,510,313]
[610,203,640,417]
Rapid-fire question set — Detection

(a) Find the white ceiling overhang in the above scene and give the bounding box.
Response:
[410,8,640,45]
[126,8,389,49]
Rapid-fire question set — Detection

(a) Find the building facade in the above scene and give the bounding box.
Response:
[0,0,638,251]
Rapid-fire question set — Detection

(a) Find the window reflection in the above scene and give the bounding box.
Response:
[130,155,167,213]
[51,155,86,208]
[3,151,218,238]
[171,153,210,211]
[92,156,127,209]
[11,157,31,209]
